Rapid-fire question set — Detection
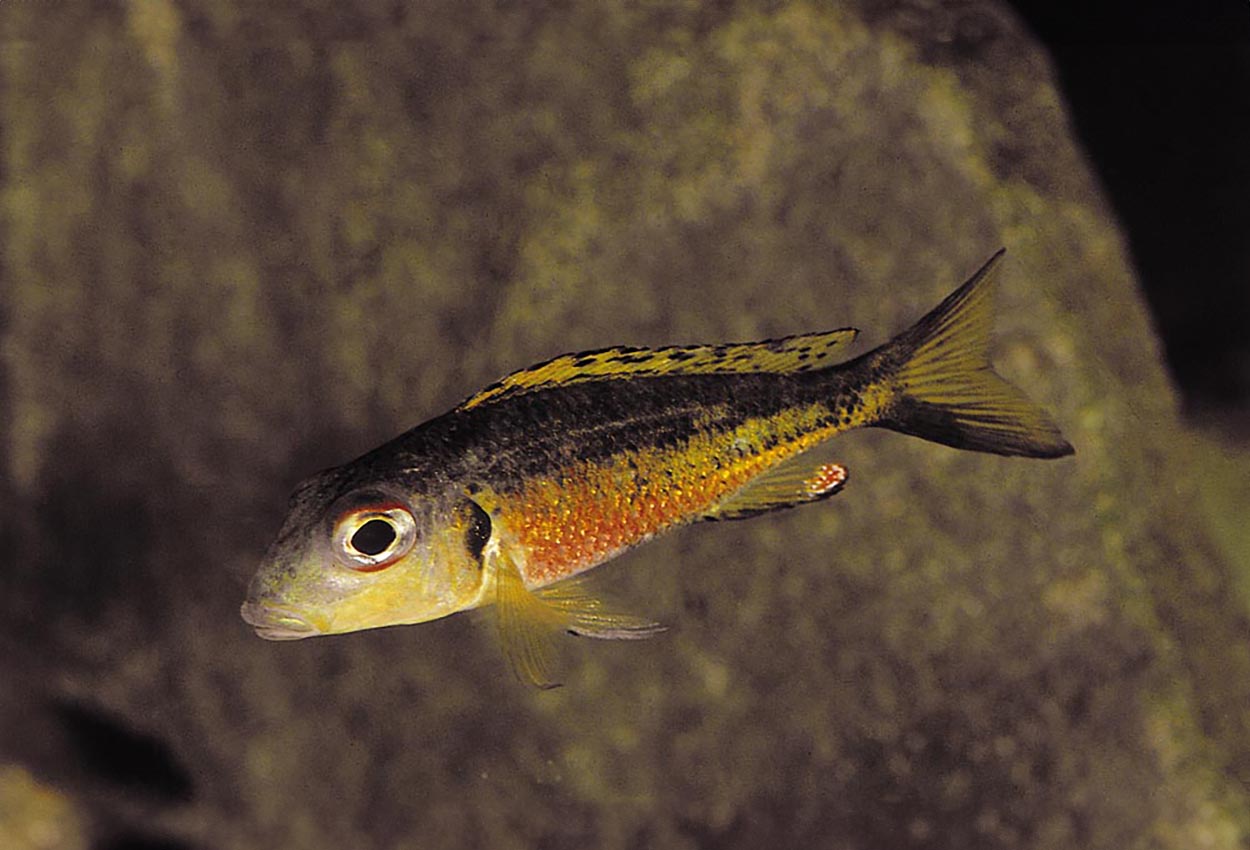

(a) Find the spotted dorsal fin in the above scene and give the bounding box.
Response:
[459,329,859,411]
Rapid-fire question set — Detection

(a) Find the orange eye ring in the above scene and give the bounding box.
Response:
[332,500,417,571]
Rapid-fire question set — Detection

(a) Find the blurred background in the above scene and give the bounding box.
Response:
[1011,0,1250,425]
[2,2,1249,849]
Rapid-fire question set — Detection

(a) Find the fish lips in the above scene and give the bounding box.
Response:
[240,599,325,641]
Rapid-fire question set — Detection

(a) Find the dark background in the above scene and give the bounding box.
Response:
[1009,0,1250,423]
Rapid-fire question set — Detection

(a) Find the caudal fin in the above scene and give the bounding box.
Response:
[879,250,1074,458]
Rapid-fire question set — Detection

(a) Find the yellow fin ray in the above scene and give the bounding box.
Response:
[493,546,563,688]
[705,455,848,521]
[459,329,858,411]
[884,250,1074,458]
[492,546,662,688]
[536,577,666,640]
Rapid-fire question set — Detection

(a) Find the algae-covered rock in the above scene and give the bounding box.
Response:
[2,1,1248,848]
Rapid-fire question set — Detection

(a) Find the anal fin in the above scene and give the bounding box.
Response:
[491,545,662,689]
[705,455,848,521]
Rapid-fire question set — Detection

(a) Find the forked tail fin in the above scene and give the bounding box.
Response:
[878,250,1074,458]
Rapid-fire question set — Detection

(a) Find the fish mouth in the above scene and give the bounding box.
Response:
[240,600,325,641]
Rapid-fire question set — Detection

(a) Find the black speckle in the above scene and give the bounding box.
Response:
[611,353,652,365]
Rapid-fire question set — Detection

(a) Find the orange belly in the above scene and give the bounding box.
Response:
[501,414,837,586]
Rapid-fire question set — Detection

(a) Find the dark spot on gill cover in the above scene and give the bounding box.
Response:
[53,700,194,803]
[460,498,492,565]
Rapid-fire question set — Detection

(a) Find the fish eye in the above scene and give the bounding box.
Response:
[332,501,417,571]
[351,519,396,556]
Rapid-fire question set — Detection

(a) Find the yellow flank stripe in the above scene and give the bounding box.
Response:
[499,403,852,586]
[858,382,894,427]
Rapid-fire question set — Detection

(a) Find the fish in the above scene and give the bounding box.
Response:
[241,250,1073,686]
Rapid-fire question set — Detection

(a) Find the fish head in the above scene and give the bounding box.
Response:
[241,469,488,640]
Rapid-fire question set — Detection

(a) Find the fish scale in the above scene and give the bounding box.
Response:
[242,250,1074,687]
[501,406,839,584]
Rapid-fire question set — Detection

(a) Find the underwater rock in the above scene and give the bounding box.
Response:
[1,1,1246,848]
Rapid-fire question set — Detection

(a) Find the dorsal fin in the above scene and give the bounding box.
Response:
[459,329,859,411]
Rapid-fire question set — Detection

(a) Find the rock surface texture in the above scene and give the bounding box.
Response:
[2,2,1247,848]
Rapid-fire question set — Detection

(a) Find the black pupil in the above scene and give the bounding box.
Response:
[352,519,396,557]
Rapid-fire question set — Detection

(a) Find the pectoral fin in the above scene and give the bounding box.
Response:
[491,546,663,688]
[705,456,848,521]
[536,578,666,641]
[494,547,564,689]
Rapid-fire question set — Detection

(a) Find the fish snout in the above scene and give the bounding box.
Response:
[240,599,325,641]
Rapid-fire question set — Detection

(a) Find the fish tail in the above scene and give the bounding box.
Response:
[874,250,1074,458]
